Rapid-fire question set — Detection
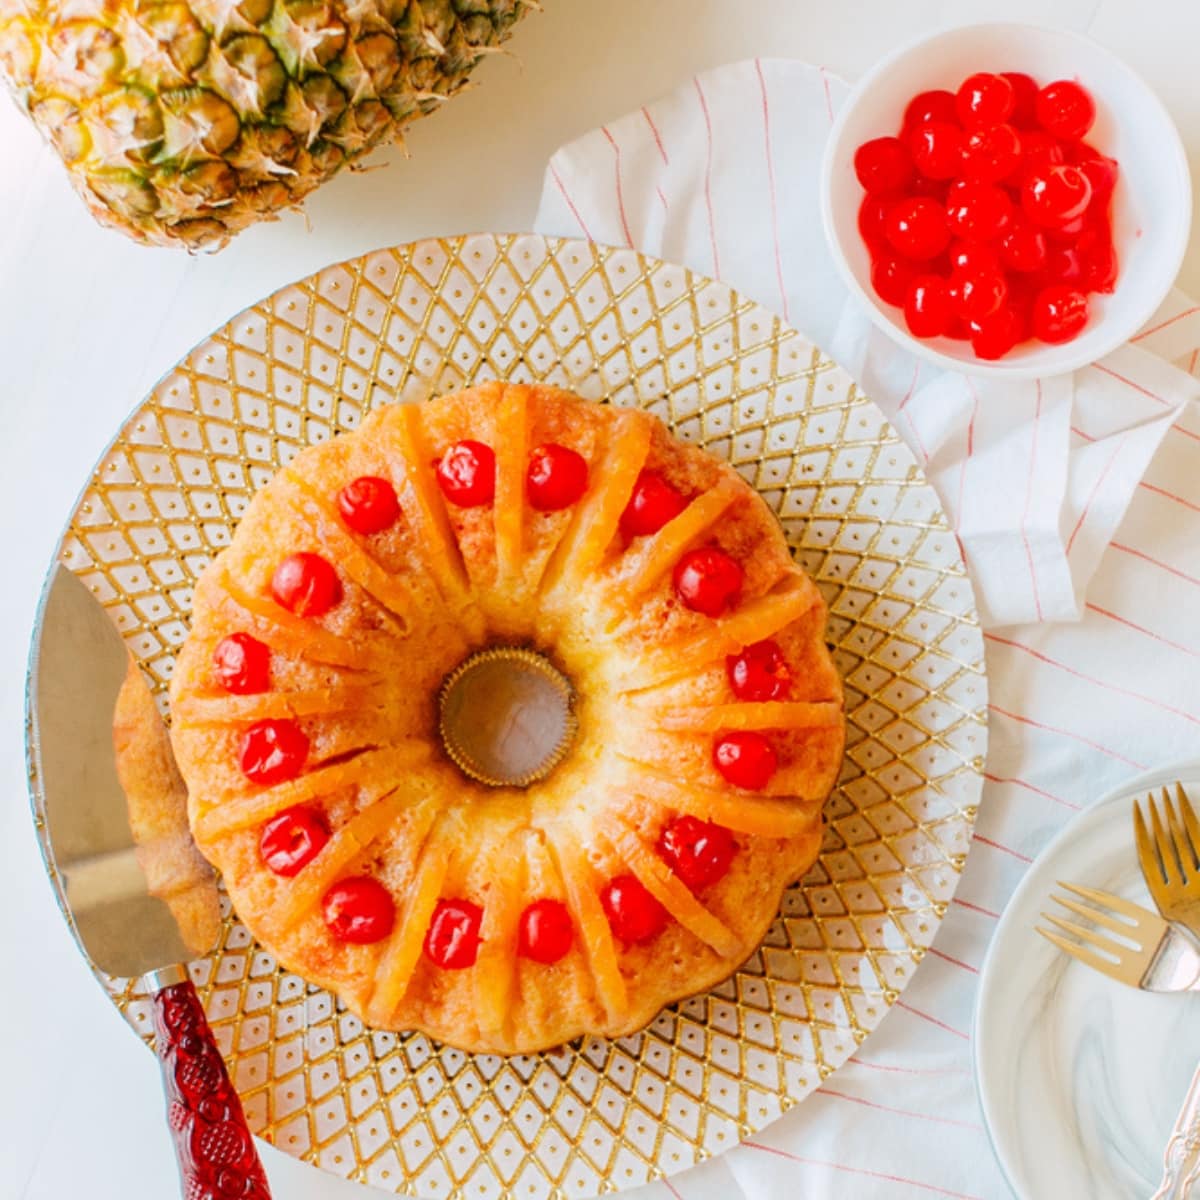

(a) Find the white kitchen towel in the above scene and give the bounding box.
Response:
[533,57,1200,628]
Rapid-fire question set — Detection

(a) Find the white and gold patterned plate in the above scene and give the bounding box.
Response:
[28,234,987,1198]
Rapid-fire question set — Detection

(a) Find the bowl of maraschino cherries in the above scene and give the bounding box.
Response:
[820,23,1191,378]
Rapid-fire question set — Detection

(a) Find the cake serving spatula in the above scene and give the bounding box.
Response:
[28,563,272,1198]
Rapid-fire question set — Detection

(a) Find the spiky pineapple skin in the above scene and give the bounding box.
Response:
[0,0,529,249]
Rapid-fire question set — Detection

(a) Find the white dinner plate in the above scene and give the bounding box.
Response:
[976,760,1200,1199]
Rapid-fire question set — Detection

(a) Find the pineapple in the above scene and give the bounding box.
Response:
[0,0,532,249]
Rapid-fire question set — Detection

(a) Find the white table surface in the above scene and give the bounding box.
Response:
[4,2,1200,1197]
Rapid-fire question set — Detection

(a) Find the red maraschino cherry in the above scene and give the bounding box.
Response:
[1073,149,1119,202]
[726,639,791,702]
[961,123,1022,183]
[870,254,917,306]
[658,816,736,892]
[1002,72,1038,126]
[904,276,953,338]
[1031,285,1089,344]
[240,719,308,785]
[527,443,588,511]
[673,547,743,617]
[620,470,688,537]
[999,219,1049,273]
[1035,80,1096,141]
[885,196,950,259]
[212,632,270,694]
[436,440,496,508]
[1021,165,1093,228]
[337,475,399,534]
[907,122,963,181]
[259,806,329,876]
[945,179,1013,242]
[970,305,1025,361]
[903,89,957,130]
[271,553,341,617]
[424,898,484,968]
[853,136,914,194]
[859,195,893,250]
[518,899,573,964]
[322,878,395,943]
[956,72,1015,128]
[948,241,1001,276]
[601,875,667,944]
[952,266,1008,323]
[713,731,777,791]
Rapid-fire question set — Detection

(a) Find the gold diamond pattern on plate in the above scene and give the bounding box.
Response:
[32,234,987,1198]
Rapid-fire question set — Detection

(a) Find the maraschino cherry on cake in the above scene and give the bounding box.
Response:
[168,382,845,1055]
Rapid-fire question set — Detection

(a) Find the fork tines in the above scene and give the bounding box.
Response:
[1036,880,1163,987]
[1135,783,1200,888]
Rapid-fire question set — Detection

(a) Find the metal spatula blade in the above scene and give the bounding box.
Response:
[30,564,204,976]
[29,563,271,1198]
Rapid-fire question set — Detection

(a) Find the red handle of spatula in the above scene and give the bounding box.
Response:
[150,976,272,1199]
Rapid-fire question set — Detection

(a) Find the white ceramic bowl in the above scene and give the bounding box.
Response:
[820,22,1192,379]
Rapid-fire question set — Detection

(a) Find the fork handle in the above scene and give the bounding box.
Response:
[1153,1060,1200,1198]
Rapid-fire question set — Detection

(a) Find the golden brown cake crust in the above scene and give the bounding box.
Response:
[113,660,221,958]
[169,384,844,1054]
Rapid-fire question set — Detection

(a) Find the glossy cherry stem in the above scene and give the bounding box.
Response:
[151,978,272,1199]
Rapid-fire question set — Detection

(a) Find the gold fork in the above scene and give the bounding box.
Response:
[1135,784,1200,940]
[1036,881,1200,991]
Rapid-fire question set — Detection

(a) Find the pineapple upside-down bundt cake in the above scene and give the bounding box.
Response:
[168,382,845,1055]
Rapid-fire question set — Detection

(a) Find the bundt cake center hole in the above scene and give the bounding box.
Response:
[438,647,577,788]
